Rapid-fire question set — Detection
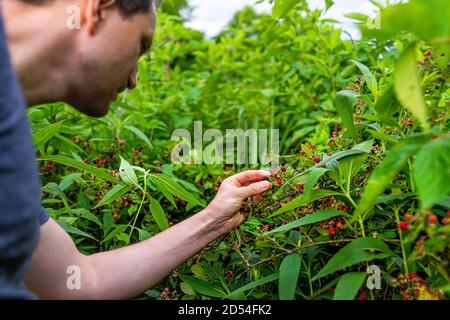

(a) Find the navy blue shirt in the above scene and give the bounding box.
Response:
[0,12,49,299]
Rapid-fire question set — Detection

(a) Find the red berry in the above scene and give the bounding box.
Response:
[407,117,412,123]
[328,227,336,236]
[398,221,408,231]
[409,272,417,279]
[404,213,413,221]
[427,214,438,224]
[310,145,315,150]
[424,50,433,57]
[280,165,286,172]
[313,156,321,163]
[442,217,449,225]
[335,221,343,229]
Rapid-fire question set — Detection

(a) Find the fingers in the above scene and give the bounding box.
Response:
[228,170,272,187]
[239,180,272,199]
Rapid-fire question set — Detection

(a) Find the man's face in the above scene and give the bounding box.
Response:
[67,8,155,117]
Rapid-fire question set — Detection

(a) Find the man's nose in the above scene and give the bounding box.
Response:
[127,70,138,90]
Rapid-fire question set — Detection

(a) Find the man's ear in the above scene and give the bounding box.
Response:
[81,0,117,36]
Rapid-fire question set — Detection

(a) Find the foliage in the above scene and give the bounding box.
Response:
[29,0,449,300]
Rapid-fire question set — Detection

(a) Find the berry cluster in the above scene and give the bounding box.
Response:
[391,272,444,300]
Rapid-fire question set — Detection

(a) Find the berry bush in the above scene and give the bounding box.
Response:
[29,0,449,300]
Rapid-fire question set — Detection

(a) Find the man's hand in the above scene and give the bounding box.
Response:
[205,170,272,234]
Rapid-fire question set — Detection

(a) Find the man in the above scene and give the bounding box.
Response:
[0,0,272,299]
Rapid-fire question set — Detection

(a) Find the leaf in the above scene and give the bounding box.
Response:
[272,0,300,19]
[333,272,366,300]
[394,44,429,130]
[33,121,64,148]
[191,264,208,281]
[93,183,131,209]
[279,252,302,300]
[37,155,117,182]
[226,273,279,300]
[101,225,128,244]
[149,197,169,231]
[269,210,348,234]
[180,282,195,296]
[356,143,421,219]
[179,275,226,298]
[352,60,377,99]
[72,208,102,227]
[119,156,138,186]
[414,137,450,209]
[362,0,450,44]
[336,91,358,140]
[303,167,329,199]
[57,219,97,242]
[124,125,152,148]
[270,190,343,217]
[148,174,203,207]
[312,237,394,281]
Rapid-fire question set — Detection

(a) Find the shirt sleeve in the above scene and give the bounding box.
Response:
[39,207,50,225]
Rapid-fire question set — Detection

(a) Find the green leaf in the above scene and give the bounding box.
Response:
[33,121,64,148]
[273,0,300,19]
[148,174,203,207]
[101,225,128,244]
[414,137,450,209]
[356,143,421,219]
[37,155,117,182]
[362,0,450,44]
[179,275,226,298]
[57,219,97,242]
[226,273,279,300]
[270,190,343,217]
[180,282,195,296]
[93,183,131,209]
[279,252,302,300]
[336,91,358,140]
[119,156,138,185]
[269,210,348,234]
[333,272,366,300]
[394,44,429,130]
[149,197,169,231]
[312,237,394,281]
[303,168,329,199]
[352,60,377,99]
[124,125,152,148]
[72,208,102,227]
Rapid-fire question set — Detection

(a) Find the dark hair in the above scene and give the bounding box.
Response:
[116,0,155,17]
[19,0,155,18]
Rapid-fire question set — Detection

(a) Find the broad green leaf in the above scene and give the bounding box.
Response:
[329,154,368,189]
[279,252,302,300]
[352,60,377,99]
[303,167,328,199]
[226,273,279,300]
[270,190,343,217]
[33,121,64,148]
[312,237,394,281]
[37,155,117,182]
[72,208,102,227]
[149,197,169,231]
[119,156,138,185]
[273,0,301,19]
[191,264,208,281]
[179,275,226,298]
[269,210,348,234]
[148,174,203,207]
[373,85,399,118]
[336,91,358,140]
[362,0,450,44]
[57,219,97,242]
[356,143,421,219]
[180,282,195,296]
[93,183,131,209]
[333,272,366,300]
[101,225,128,244]
[414,137,450,209]
[394,44,428,130]
[124,125,152,148]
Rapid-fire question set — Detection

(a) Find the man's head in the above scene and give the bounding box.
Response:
[13,0,156,117]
